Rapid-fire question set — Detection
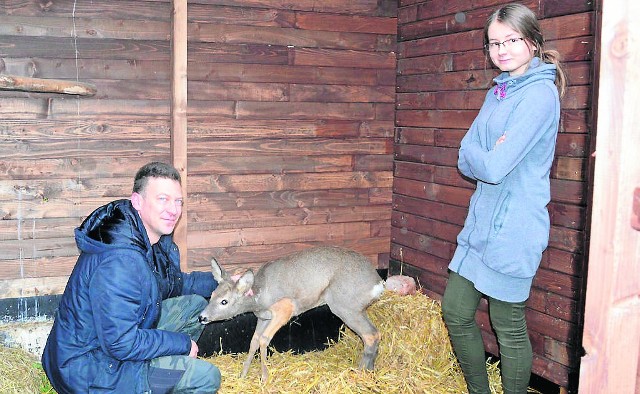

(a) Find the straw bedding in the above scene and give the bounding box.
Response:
[203,291,506,393]
[3,291,526,393]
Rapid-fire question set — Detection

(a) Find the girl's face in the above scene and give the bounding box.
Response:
[487,20,536,76]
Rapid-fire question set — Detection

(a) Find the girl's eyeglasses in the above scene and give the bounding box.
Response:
[484,37,525,52]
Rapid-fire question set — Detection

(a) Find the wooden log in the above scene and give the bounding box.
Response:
[0,74,97,96]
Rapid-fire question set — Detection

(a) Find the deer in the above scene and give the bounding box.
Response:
[198,246,385,381]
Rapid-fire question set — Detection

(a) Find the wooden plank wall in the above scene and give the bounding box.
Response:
[183,0,397,273]
[391,0,596,389]
[0,0,397,303]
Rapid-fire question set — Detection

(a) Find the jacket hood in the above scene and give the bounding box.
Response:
[75,199,150,256]
[492,57,557,100]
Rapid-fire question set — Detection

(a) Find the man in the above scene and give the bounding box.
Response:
[42,162,221,393]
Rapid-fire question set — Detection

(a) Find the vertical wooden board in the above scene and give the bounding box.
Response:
[580,0,640,392]
[172,0,188,267]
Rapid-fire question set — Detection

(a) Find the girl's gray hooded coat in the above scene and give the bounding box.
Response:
[449,57,560,302]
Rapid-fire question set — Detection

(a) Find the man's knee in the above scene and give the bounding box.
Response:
[191,361,221,393]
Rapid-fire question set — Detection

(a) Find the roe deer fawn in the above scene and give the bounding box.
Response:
[198,246,385,381]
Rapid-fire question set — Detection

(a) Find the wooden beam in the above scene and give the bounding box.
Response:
[171,0,188,269]
[0,74,96,96]
[579,0,640,392]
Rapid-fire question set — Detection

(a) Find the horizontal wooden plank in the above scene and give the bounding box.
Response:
[392,194,468,225]
[393,144,459,166]
[0,15,170,41]
[541,0,594,18]
[188,221,372,249]
[235,101,379,120]
[1,173,392,205]
[1,58,395,87]
[552,156,587,181]
[0,156,170,181]
[396,109,476,129]
[398,29,481,58]
[189,62,393,85]
[533,267,583,299]
[391,210,460,244]
[2,0,172,20]
[189,137,391,156]
[532,354,571,388]
[187,4,295,27]
[0,136,390,161]
[292,47,396,69]
[389,242,449,277]
[550,179,586,205]
[294,12,397,34]
[0,197,117,220]
[548,202,585,230]
[393,161,436,183]
[289,84,395,103]
[556,133,589,157]
[190,188,379,212]
[189,205,391,232]
[189,171,393,193]
[390,226,454,260]
[396,90,486,110]
[541,247,583,277]
[548,226,584,254]
[189,23,393,52]
[187,42,290,65]
[354,153,394,171]
[189,154,354,175]
[0,238,77,270]
[0,275,70,298]
[392,178,473,207]
[560,110,590,133]
[0,217,78,241]
[397,68,494,92]
[528,288,579,323]
[0,118,391,141]
[187,0,388,16]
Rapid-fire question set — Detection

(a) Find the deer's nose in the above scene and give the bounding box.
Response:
[198,315,208,324]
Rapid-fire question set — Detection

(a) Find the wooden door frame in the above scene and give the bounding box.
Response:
[579,0,640,392]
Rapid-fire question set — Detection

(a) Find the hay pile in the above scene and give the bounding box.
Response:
[205,291,504,393]
[0,345,52,394]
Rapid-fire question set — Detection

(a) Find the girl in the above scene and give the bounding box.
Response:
[441,4,566,394]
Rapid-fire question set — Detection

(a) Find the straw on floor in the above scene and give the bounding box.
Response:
[203,290,505,393]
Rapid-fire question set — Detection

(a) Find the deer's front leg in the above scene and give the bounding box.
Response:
[241,318,271,378]
[257,298,296,382]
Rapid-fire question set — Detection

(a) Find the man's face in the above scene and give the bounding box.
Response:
[131,177,183,245]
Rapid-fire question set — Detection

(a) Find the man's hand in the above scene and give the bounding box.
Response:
[189,340,199,358]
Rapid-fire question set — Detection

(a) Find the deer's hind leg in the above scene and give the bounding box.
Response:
[329,305,380,370]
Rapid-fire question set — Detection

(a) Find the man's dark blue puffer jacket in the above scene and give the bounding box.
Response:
[41,199,217,393]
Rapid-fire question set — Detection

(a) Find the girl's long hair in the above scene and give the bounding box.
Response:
[484,3,567,98]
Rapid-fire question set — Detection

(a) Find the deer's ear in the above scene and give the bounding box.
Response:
[236,270,254,294]
[210,257,229,283]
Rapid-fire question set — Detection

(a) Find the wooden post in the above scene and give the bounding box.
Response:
[579,0,640,392]
[171,0,189,269]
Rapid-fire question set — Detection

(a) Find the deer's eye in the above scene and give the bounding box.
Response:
[221,299,228,306]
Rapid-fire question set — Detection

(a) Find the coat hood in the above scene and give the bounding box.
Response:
[75,199,150,256]
[492,57,557,100]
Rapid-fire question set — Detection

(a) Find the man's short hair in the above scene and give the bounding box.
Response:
[132,162,181,194]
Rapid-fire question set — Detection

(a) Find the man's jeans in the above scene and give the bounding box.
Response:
[150,295,221,394]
